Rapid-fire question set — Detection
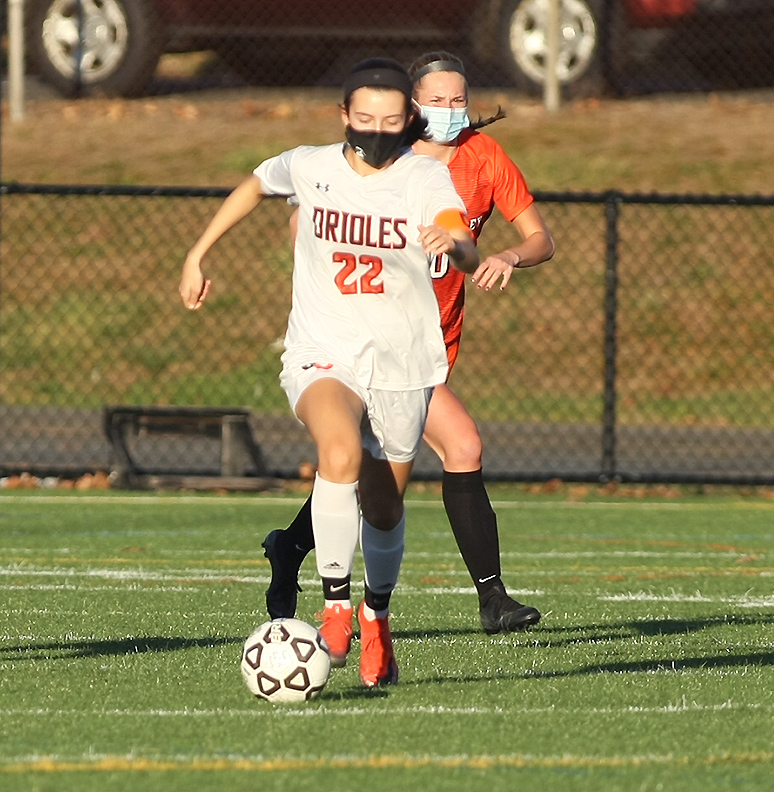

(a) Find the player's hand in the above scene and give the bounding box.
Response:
[179,257,211,310]
[471,251,520,291]
[418,224,456,258]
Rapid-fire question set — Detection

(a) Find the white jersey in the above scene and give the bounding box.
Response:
[254,143,466,390]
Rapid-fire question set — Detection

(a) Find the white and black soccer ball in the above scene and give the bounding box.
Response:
[241,618,331,703]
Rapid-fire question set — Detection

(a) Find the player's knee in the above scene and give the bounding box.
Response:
[360,478,403,529]
[443,430,483,470]
[361,496,403,531]
[316,442,361,483]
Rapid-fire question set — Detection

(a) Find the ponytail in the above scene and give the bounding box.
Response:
[468,105,506,130]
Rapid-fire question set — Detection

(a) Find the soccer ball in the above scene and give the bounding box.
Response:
[241,618,331,703]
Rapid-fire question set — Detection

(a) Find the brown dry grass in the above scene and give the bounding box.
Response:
[3,88,774,194]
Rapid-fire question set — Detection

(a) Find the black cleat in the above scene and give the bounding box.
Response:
[262,529,302,620]
[479,585,541,635]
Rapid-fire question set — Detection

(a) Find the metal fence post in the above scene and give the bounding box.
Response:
[76,0,85,95]
[544,0,561,112]
[8,0,26,121]
[601,191,621,482]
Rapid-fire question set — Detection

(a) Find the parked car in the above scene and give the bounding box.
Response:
[22,0,774,97]
[491,0,696,95]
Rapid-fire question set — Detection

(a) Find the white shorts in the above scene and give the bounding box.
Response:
[281,356,433,464]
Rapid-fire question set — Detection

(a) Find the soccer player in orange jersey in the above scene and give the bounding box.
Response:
[264,52,554,635]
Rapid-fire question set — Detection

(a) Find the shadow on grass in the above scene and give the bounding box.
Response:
[407,649,774,686]
[0,635,243,660]
[519,613,774,678]
[525,613,774,649]
[323,686,391,701]
[629,613,774,636]
[391,627,486,640]
[524,650,774,679]
[511,625,632,650]
[401,614,774,684]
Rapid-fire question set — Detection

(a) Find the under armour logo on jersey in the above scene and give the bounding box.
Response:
[302,362,334,370]
[315,182,330,192]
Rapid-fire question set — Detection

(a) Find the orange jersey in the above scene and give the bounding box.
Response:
[430,128,534,371]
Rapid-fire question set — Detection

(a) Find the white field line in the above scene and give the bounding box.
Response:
[0,547,766,566]
[1,560,773,604]
[0,548,746,559]
[3,583,772,607]
[1,565,766,579]
[0,584,541,598]
[0,567,269,583]
[0,546,758,570]
[0,566,483,587]
[2,561,774,603]
[0,700,771,720]
[415,550,747,558]
[0,584,237,593]
[599,592,774,607]
[3,585,771,607]
[2,565,770,585]
[1,587,770,616]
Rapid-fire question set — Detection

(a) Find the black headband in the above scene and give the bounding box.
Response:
[342,65,413,102]
[411,60,466,84]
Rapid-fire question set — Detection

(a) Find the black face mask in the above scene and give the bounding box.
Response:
[345,126,407,169]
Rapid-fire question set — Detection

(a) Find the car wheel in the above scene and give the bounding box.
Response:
[499,0,615,97]
[26,0,164,97]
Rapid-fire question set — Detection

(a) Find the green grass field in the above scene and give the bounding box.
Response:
[1,489,773,791]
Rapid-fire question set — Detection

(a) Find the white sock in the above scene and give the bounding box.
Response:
[311,473,359,581]
[360,512,405,601]
[360,603,385,621]
[324,600,352,610]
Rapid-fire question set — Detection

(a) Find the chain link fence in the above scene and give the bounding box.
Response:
[1,183,773,485]
[10,0,774,99]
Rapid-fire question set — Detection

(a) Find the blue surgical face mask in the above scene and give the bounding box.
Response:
[419,105,470,143]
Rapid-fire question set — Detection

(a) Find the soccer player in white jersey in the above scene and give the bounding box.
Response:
[263,52,553,637]
[179,58,479,687]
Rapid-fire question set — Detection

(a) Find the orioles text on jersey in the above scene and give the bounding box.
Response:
[312,207,408,249]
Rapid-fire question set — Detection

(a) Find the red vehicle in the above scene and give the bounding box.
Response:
[21,0,763,97]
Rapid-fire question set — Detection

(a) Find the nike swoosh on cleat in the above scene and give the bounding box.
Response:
[478,574,497,583]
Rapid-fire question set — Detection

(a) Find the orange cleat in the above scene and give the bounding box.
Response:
[358,601,398,687]
[319,602,353,667]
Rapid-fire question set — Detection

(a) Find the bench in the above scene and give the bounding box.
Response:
[103,406,274,491]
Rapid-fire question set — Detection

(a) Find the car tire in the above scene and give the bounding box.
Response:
[499,0,623,97]
[26,0,164,97]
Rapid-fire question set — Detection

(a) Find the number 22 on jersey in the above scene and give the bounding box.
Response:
[333,252,384,295]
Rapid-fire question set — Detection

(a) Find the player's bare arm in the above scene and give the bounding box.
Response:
[418,223,479,273]
[180,175,266,309]
[418,207,479,273]
[419,225,480,272]
[472,204,555,291]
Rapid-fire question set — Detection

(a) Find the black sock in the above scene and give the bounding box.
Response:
[322,576,351,602]
[442,469,502,600]
[284,494,315,556]
[364,584,391,614]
